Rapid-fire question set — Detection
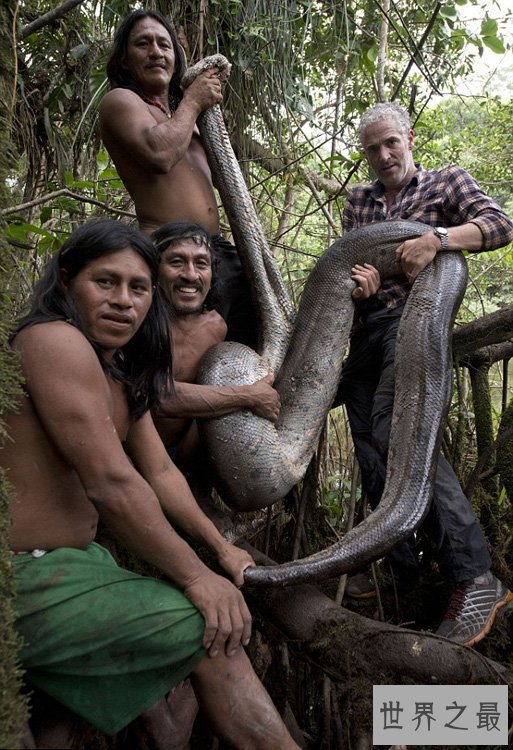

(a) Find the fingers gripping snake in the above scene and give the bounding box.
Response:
[183,56,468,586]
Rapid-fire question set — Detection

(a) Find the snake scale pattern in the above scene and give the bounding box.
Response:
[183,56,468,586]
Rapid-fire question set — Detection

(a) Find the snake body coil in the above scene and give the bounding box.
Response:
[183,56,468,586]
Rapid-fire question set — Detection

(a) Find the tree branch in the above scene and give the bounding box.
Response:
[453,305,513,357]
[19,0,86,40]
[238,134,346,197]
[461,340,513,369]
[377,0,390,102]
[391,2,442,101]
[241,543,509,686]
[1,189,135,220]
[464,425,513,499]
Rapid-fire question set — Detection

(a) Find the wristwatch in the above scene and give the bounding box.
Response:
[433,226,449,251]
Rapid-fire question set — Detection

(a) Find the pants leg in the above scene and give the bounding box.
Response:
[338,307,418,576]
[361,308,490,583]
[423,455,491,582]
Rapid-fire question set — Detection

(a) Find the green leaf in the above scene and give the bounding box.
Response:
[96,149,110,171]
[366,44,378,63]
[7,222,53,241]
[99,167,120,180]
[481,18,498,36]
[482,35,506,54]
[40,206,52,224]
[440,5,458,19]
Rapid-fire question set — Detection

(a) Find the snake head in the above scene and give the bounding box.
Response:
[181,54,232,88]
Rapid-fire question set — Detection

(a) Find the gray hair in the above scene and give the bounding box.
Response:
[358,102,411,143]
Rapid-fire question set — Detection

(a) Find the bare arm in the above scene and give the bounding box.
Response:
[126,415,255,583]
[99,71,221,173]
[157,374,280,422]
[16,322,251,655]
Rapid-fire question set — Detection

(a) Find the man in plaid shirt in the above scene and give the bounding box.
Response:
[339,102,513,646]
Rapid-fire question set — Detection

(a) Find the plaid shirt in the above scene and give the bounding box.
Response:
[343,164,513,310]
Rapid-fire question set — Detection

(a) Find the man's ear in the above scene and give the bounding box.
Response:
[59,268,70,289]
[408,129,415,150]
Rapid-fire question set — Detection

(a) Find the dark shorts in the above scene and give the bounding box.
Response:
[12,543,205,734]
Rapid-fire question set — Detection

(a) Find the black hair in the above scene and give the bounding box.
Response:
[106,9,187,113]
[13,219,173,420]
[152,221,222,311]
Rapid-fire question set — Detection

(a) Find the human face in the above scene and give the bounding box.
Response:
[122,17,176,94]
[159,239,212,316]
[63,248,154,360]
[361,119,415,190]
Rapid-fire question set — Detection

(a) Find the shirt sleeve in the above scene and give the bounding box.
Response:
[442,166,513,252]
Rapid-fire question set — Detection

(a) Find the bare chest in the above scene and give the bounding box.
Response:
[170,314,226,383]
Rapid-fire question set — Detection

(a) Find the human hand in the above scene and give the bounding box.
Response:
[217,543,256,587]
[184,68,222,112]
[395,233,439,282]
[183,570,252,657]
[351,263,380,300]
[247,373,281,422]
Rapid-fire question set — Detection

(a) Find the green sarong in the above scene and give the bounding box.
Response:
[12,542,205,735]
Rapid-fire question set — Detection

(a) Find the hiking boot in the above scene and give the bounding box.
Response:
[436,571,513,647]
[346,565,417,600]
[346,572,378,599]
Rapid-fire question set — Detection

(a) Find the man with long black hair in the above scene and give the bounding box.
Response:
[100,9,257,348]
[4,219,299,749]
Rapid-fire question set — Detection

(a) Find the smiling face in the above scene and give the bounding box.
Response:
[122,17,176,95]
[361,118,416,190]
[159,239,212,316]
[63,248,154,360]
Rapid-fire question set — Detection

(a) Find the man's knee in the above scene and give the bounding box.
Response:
[371,410,392,457]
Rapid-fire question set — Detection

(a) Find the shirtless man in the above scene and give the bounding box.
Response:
[151,221,279,473]
[3,219,299,749]
[99,8,256,346]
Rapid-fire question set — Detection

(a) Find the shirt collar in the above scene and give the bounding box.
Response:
[370,164,424,199]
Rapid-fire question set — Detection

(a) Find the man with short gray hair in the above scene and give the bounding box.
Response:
[338,102,513,647]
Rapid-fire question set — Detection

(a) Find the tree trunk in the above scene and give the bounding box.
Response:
[497,397,513,501]
[0,3,30,746]
[468,362,498,497]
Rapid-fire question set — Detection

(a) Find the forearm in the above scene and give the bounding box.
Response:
[158,381,255,419]
[142,99,202,171]
[151,464,229,557]
[89,472,210,587]
[442,222,484,252]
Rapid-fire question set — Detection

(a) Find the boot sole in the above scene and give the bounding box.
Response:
[347,589,377,600]
[463,589,513,647]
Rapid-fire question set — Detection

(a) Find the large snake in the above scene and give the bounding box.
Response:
[182,57,468,586]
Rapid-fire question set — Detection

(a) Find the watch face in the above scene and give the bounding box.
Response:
[436,227,448,237]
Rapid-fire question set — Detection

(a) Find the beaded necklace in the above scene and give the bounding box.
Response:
[139,93,172,119]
